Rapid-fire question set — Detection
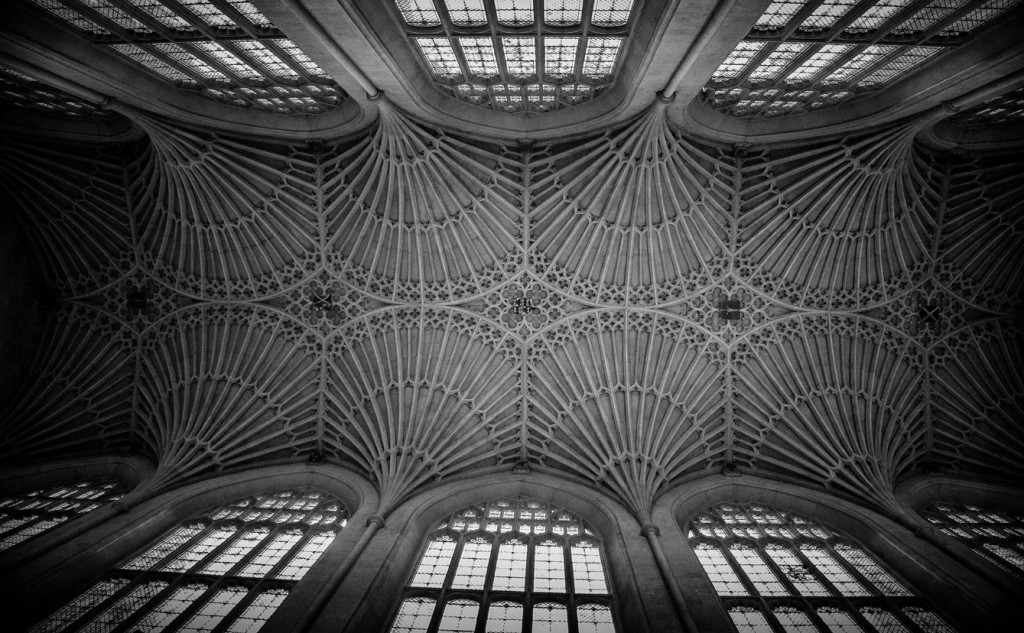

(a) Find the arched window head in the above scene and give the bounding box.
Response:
[29,488,347,633]
[689,502,957,633]
[389,497,616,633]
[923,500,1024,579]
[0,479,124,552]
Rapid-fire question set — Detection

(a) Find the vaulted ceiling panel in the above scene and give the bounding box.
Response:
[323,307,521,511]
[530,103,733,306]
[131,117,320,300]
[135,304,321,491]
[324,103,523,303]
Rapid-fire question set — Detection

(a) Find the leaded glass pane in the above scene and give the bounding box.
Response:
[493,539,528,591]
[81,581,170,633]
[544,38,580,79]
[694,543,747,595]
[438,599,479,632]
[765,544,829,596]
[396,0,442,26]
[412,536,458,587]
[581,38,622,80]
[417,38,463,79]
[857,46,942,86]
[224,589,288,633]
[485,601,524,632]
[902,607,957,632]
[860,606,912,633]
[392,598,436,633]
[786,45,854,83]
[534,540,567,593]
[822,46,900,85]
[833,543,910,596]
[591,0,634,26]
[799,0,858,31]
[892,0,972,35]
[571,541,608,594]
[276,530,336,580]
[28,579,129,633]
[532,602,569,633]
[496,0,533,26]
[177,587,248,633]
[712,42,767,82]
[451,537,492,589]
[800,544,869,596]
[576,604,614,633]
[750,43,811,82]
[0,480,124,552]
[730,544,789,596]
[545,0,583,26]
[460,38,500,77]
[755,1,807,31]
[446,0,487,26]
[729,605,773,632]
[846,0,916,32]
[502,38,536,78]
[816,606,866,632]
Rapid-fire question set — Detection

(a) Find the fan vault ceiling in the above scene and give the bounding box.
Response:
[1,0,1023,530]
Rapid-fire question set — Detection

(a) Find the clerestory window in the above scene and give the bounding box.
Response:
[922,499,1024,579]
[27,488,347,633]
[389,497,616,633]
[689,502,957,633]
[703,0,1023,118]
[0,479,125,552]
[23,0,346,115]
[390,0,636,113]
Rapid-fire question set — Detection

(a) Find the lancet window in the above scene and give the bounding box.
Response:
[0,480,124,553]
[391,0,636,113]
[689,502,957,633]
[703,0,1023,118]
[23,0,346,114]
[389,497,616,633]
[27,488,347,633]
[922,500,1024,579]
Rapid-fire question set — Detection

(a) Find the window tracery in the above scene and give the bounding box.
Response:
[392,0,635,113]
[24,0,346,115]
[0,480,124,552]
[923,500,1024,578]
[389,497,616,632]
[703,0,1023,118]
[27,488,347,633]
[689,502,957,633]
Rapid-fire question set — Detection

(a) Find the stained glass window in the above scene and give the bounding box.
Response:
[25,0,346,115]
[705,0,1023,118]
[388,497,616,633]
[923,500,1024,579]
[392,0,636,112]
[0,480,124,551]
[27,489,347,633]
[689,502,958,633]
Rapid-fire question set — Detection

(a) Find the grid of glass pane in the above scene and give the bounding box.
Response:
[391,497,614,633]
[394,0,634,112]
[28,489,346,633]
[0,480,124,552]
[688,502,958,633]
[923,500,1024,577]
[25,0,346,115]
[704,0,1021,118]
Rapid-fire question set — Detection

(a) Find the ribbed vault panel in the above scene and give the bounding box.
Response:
[0,304,134,460]
[527,310,727,521]
[0,137,132,296]
[931,321,1024,478]
[938,154,1024,313]
[738,123,941,309]
[325,102,523,303]
[732,315,926,513]
[530,104,732,306]
[132,117,320,299]
[323,307,521,511]
[136,304,320,491]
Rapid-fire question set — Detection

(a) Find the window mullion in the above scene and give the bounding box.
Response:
[103,0,183,42]
[564,536,578,632]
[126,41,220,86]
[59,0,139,42]
[719,539,766,599]
[105,574,198,633]
[221,524,277,575]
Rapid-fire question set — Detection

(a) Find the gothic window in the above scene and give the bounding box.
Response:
[24,0,346,115]
[689,502,957,633]
[949,86,1024,128]
[703,0,1023,118]
[389,497,616,633]
[0,480,124,552]
[391,0,636,113]
[923,500,1024,579]
[27,488,347,633]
